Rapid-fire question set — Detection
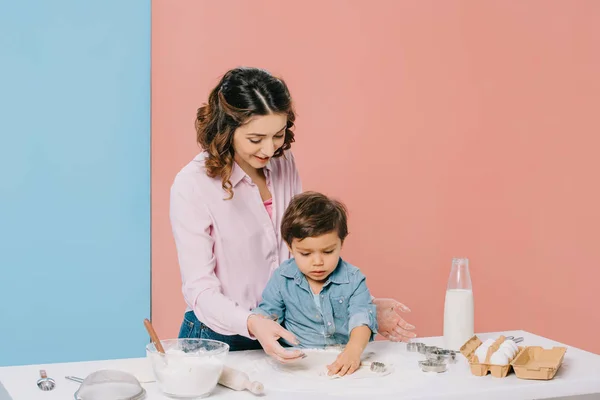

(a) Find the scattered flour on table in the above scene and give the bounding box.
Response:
[265,348,394,380]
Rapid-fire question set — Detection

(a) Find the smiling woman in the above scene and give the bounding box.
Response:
[171,67,304,360]
[195,67,296,200]
[232,114,289,201]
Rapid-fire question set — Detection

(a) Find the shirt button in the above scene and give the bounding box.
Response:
[339,299,343,303]
[327,322,332,326]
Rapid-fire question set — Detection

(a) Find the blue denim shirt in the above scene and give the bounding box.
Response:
[252,258,378,348]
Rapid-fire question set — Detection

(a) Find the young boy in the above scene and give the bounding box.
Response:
[252,191,378,377]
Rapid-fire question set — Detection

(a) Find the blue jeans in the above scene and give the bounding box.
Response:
[178,311,263,352]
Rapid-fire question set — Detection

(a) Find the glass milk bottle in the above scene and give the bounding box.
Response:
[443,257,474,350]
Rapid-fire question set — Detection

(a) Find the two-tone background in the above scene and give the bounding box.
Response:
[2,0,599,366]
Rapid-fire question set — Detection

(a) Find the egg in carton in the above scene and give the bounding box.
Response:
[459,335,524,378]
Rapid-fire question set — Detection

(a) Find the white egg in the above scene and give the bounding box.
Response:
[499,342,514,352]
[497,346,515,360]
[490,351,510,365]
[502,340,519,354]
[475,345,490,362]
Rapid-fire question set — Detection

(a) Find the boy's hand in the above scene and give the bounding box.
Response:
[326,345,363,377]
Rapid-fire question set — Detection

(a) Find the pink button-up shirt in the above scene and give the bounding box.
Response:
[170,150,302,337]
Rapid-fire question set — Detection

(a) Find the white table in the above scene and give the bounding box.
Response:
[1,330,599,400]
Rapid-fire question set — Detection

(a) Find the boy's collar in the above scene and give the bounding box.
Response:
[280,258,350,285]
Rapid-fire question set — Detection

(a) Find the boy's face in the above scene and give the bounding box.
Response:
[288,231,343,285]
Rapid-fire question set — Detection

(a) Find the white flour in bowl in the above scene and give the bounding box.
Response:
[151,349,224,397]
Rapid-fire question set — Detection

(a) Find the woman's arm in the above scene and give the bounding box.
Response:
[170,173,251,337]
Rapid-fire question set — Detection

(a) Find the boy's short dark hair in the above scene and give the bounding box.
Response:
[281,191,349,246]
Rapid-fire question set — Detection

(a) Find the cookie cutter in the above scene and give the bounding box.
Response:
[364,361,386,373]
[407,342,424,352]
[420,345,440,355]
[419,360,447,373]
[426,349,457,363]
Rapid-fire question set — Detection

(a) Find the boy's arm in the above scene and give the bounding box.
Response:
[326,272,378,376]
[251,274,285,324]
[347,271,378,344]
[345,325,372,354]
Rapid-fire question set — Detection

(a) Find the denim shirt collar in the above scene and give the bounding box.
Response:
[280,258,350,286]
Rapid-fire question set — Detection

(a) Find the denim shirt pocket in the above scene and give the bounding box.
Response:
[331,295,349,332]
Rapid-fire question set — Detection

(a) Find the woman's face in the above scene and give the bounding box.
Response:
[232,113,287,172]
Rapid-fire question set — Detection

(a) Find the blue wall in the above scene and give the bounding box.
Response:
[0,0,151,366]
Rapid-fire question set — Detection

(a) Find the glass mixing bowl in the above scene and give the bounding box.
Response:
[146,338,229,399]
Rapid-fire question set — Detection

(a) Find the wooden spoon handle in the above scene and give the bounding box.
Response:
[144,318,165,354]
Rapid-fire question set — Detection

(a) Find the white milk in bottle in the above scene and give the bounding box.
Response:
[443,257,474,351]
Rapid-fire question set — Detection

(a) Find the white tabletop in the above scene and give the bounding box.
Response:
[1,330,599,400]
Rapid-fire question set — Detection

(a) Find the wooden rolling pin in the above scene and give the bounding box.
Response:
[218,366,264,395]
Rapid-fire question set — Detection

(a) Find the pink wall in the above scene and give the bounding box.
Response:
[152,0,600,353]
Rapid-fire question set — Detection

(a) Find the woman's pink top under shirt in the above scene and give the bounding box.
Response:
[264,198,273,219]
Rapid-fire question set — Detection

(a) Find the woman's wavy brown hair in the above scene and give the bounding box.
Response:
[195,67,296,199]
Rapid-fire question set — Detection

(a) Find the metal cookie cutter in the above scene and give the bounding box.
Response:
[419,360,447,373]
[426,349,457,364]
[421,345,440,355]
[407,342,424,352]
[363,361,386,373]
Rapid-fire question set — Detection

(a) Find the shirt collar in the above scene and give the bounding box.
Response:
[280,258,350,285]
[229,162,246,187]
[230,159,272,188]
[327,259,350,284]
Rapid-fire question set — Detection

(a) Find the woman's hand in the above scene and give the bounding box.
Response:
[373,298,417,342]
[247,315,305,363]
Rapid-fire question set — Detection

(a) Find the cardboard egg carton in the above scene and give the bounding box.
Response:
[510,346,567,380]
[460,335,567,380]
[459,335,523,378]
